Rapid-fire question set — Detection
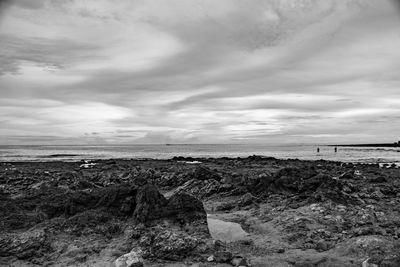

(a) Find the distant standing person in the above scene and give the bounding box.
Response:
[334,147,337,153]
[317,147,320,153]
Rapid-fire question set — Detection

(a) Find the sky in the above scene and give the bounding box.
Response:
[0,0,400,145]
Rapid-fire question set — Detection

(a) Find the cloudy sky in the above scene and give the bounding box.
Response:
[1,0,400,145]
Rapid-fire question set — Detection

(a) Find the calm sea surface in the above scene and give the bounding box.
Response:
[0,144,399,163]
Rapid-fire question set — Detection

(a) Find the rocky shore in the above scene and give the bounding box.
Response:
[1,156,400,267]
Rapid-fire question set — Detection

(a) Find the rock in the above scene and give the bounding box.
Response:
[380,255,400,267]
[61,209,120,236]
[274,167,318,192]
[70,179,98,190]
[277,248,285,253]
[164,192,207,224]
[172,179,221,199]
[336,235,390,263]
[315,240,333,252]
[29,181,48,190]
[66,183,137,216]
[231,256,250,267]
[133,185,167,222]
[114,249,144,267]
[214,201,236,211]
[369,176,388,183]
[140,229,201,260]
[190,166,222,182]
[370,188,385,200]
[238,193,258,207]
[362,258,378,267]
[339,171,354,179]
[312,177,362,205]
[249,173,274,195]
[0,228,49,259]
[214,251,232,263]
[207,255,215,262]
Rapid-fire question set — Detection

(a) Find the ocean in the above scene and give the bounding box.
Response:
[0,144,399,164]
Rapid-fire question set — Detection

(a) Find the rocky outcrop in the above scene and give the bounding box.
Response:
[0,228,49,259]
[157,166,222,188]
[171,179,225,200]
[66,184,138,216]
[133,185,167,222]
[164,192,207,223]
[139,229,204,260]
[1,157,399,266]
[189,166,222,182]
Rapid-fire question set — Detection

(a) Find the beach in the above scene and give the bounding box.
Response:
[1,156,399,266]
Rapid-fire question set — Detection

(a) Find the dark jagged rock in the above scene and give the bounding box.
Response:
[1,157,400,266]
[133,184,168,223]
[95,184,138,214]
[301,173,331,191]
[0,186,73,231]
[273,167,318,193]
[66,183,138,216]
[139,228,203,260]
[172,179,222,199]
[61,209,122,237]
[158,166,222,189]
[238,192,259,207]
[1,183,138,232]
[164,192,207,224]
[188,166,222,182]
[312,177,362,205]
[247,167,320,195]
[0,228,50,259]
[213,250,232,263]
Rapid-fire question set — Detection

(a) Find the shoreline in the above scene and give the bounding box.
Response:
[2,156,400,168]
[2,144,400,165]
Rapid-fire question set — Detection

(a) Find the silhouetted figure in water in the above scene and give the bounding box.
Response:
[317,147,320,153]
[335,147,337,153]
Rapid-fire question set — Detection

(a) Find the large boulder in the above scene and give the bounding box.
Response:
[164,192,209,236]
[133,185,168,223]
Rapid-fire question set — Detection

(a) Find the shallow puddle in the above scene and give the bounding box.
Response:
[207,217,249,242]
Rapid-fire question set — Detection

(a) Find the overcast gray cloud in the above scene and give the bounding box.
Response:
[1,0,400,145]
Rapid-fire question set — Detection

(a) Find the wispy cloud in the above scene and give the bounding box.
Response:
[1,0,400,144]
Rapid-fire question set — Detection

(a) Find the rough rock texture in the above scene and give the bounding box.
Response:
[114,249,144,267]
[189,166,222,182]
[171,179,225,200]
[0,228,49,259]
[1,157,400,266]
[139,229,204,260]
[133,185,167,223]
[164,192,207,224]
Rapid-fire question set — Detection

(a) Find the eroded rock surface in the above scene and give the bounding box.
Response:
[1,157,399,266]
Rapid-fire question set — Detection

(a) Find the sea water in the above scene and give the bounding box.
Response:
[0,144,399,163]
